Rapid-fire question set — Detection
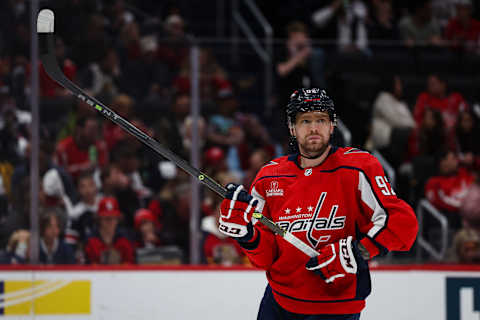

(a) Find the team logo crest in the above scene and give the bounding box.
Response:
[305,168,312,176]
[266,181,284,197]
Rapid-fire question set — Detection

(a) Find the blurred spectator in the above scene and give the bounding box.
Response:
[274,21,325,143]
[104,0,136,39]
[202,146,227,178]
[101,149,144,229]
[449,176,480,263]
[207,90,245,177]
[0,92,30,164]
[207,90,244,148]
[115,20,142,68]
[183,115,207,153]
[398,0,444,47]
[12,138,78,211]
[72,14,111,68]
[39,207,75,264]
[55,115,109,180]
[154,92,190,159]
[431,0,457,29]
[408,108,449,159]
[368,0,399,40]
[413,74,468,132]
[425,150,475,229]
[121,34,171,101]
[312,0,369,52]
[147,172,191,257]
[445,0,480,54]
[39,37,77,98]
[173,48,232,110]
[243,149,270,189]
[236,114,275,170]
[134,208,161,249]
[78,47,125,102]
[6,229,30,264]
[454,109,480,169]
[365,75,416,166]
[65,171,102,256]
[84,196,134,264]
[277,21,314,87]
[449,228,480,263]
[111,141,152,200]
[6,207,75,264]
[157,13,190,70]
[201,205,248,266]
[103,93,134,150]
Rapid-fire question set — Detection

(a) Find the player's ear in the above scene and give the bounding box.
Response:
[289,124,296,137]
[329,122,334,135]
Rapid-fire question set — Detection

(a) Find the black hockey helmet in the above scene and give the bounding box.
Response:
[286,88,336,126]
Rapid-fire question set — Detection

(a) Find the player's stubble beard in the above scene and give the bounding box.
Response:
[298,133,330,160]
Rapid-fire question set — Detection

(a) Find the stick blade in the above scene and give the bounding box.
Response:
[37,9,54,33]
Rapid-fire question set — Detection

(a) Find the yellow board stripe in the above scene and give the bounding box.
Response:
[3,280,90,315]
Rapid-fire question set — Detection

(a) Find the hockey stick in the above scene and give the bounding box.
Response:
[37,9,319,258]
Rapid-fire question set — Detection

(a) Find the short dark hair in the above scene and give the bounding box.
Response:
[286,21,309,36]
[76,170,95,187]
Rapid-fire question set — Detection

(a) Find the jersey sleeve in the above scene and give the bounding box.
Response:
[236,172,279,270]
[356,155,418,258]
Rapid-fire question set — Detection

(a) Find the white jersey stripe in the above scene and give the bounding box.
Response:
[358,171,387,238]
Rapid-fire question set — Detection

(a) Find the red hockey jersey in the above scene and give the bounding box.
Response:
[241,147,418,315]
[425,167,475,213]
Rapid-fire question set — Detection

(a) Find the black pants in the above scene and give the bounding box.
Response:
[258,286,361,320]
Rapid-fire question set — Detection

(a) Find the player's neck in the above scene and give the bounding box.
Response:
[299,145,331,169]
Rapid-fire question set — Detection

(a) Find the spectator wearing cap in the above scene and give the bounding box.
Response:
[84,197,134,264]
[445,0,480,54]
[134,208,162,249]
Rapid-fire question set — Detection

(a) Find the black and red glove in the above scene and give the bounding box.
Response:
[218,183,258,241]
[306,236,360,284]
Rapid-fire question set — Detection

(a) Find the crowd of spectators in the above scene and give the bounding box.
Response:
[0,0,479,266]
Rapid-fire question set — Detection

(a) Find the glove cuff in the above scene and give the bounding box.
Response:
[236,222,255,243]
[359,237,380,259]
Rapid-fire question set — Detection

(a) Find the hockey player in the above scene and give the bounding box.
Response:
[218,88,418,319]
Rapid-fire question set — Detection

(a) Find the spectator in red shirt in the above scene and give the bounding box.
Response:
[413,74,468,133]
[84,196,134,264]
[55,115,108,180]
[445,0,480,53]
[425,150,475,229]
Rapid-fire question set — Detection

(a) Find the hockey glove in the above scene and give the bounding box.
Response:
[306,236,359,284]
[218,183,258,241]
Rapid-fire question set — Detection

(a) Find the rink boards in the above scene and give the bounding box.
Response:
[0,265,478,320]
